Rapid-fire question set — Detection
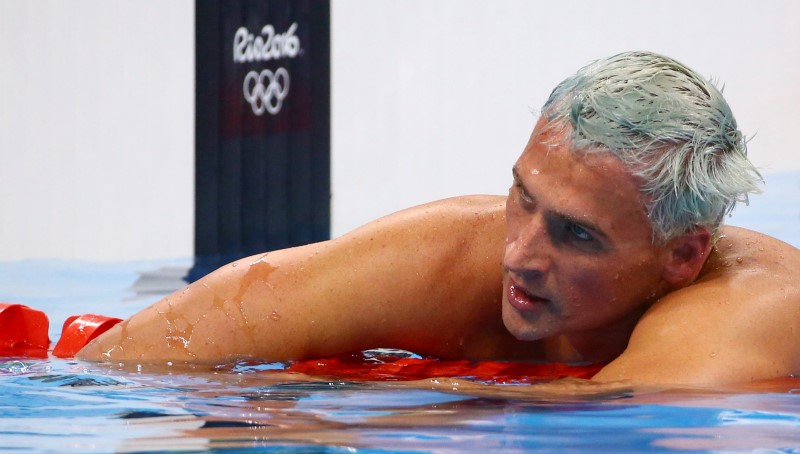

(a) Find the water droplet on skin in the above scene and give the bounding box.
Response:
[231,263,238,268]
[736,257,743,264]
[103,345,121,360]
[270,310,281,321]
[531,169,540,175]
[710,352,717,358]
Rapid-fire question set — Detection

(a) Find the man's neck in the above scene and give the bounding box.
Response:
[544,307,648,364]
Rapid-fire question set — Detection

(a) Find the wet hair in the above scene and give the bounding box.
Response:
[541,51,762,243]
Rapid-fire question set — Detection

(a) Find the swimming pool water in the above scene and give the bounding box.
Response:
[2,354,799,453]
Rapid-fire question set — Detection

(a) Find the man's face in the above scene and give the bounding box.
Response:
[502,120,672,344]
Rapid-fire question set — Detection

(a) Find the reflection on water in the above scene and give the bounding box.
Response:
[2,357,800,452]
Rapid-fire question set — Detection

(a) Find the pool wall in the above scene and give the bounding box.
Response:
[2,1,799,261]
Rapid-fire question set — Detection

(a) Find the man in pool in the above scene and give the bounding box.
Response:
[79,51,800,387]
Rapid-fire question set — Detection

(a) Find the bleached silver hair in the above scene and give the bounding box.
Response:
[542,51,762,243]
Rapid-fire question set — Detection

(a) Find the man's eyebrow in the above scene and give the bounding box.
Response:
[511,166,525,187]
[511,166,536,200]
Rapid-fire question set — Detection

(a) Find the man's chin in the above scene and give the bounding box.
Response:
[501,302,552,341]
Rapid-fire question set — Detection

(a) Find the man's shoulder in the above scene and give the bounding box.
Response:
[332,195,508,276]
[684,225,800,311]
[641,224,800,338]
[397,195,506,218]
[718,224,799,251]
[703,225,800,281]
[362,195,507,244]
[597,225,800,385]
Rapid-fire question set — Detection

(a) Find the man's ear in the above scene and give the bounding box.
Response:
[661,227,713,287]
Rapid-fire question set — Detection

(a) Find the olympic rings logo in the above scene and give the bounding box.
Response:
[242,67,290,116]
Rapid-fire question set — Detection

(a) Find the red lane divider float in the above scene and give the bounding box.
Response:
[52,314,123,358]
[0,304,123,359]
[1,305,600,383]
[0,303,50,358]
[286,352,604,383]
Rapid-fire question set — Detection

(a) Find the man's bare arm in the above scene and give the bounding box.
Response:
[593,227,800,387]
[78,196,509,364]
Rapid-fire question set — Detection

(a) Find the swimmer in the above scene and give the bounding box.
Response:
[79,51,800,387]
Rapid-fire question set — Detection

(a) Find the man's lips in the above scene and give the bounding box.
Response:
[507,282,549,312]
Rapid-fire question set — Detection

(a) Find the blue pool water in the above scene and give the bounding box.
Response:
[2,354,799,452]
[1,174,799,453]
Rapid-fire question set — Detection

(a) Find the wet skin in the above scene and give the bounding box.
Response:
[79,120,800,387]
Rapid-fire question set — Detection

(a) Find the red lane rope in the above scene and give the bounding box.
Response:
[286,352,604,383]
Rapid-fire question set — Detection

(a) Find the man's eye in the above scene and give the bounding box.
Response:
[515,184,534,206]
[520,191,534,205]
[568,223,592,241]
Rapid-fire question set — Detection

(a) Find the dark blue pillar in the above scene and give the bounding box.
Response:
[192,0,330,280]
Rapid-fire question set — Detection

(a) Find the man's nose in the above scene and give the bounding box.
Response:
[504,217,552,275]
